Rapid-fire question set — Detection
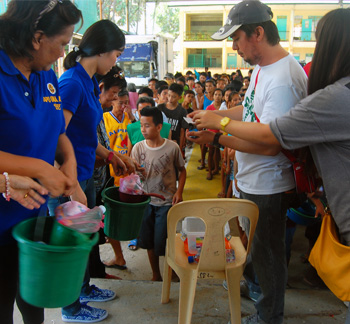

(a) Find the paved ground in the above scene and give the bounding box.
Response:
[14,226,349,324]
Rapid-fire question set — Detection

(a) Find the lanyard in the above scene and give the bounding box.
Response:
[254,68,261,123]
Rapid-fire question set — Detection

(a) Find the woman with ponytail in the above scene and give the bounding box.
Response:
[48,19,138,323]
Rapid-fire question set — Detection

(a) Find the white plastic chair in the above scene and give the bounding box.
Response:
[161,198,259,324]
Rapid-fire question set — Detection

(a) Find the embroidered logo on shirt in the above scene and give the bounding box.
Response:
[47,83,56,94]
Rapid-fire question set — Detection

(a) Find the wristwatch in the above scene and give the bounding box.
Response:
[212,132,223,149]
[220,117,231,132]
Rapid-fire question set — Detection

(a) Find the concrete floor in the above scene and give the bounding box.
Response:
[14,226,349,324]
[13,146,349,323]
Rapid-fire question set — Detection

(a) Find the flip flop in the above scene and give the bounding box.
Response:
[128,239,138,251]
[104,263,127,270]
[197,165,205,170]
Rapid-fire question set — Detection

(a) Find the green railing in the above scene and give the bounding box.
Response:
[188,54,222,68]
[184,32,214,41]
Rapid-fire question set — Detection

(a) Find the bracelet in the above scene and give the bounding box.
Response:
[211,132,223,149]
[104,151,114,164]
[2,172,11,201]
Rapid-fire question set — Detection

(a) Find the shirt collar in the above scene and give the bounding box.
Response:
[0,49,22,76]
[75,62,101,97]
[0,49,40,78]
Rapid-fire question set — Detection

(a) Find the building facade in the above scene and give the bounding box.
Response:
[176,2,346,74]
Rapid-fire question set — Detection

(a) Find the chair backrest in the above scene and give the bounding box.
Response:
[167,199,259,272]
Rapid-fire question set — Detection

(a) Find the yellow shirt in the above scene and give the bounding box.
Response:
[103,111,131,186]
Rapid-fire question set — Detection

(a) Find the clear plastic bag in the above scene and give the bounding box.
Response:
[119,173,144,195]
[54,201,105,233]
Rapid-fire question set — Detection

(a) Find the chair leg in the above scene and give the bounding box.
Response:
[226,268,243,324]
[178,270,198,324]
[161,257,172,304]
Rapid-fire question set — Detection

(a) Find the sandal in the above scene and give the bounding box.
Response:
[128,239,138,251]
[197,165,205,170]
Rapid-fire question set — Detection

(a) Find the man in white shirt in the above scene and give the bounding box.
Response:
[187,1,308,323]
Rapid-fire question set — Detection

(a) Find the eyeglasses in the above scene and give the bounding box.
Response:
[113,71,125,79]
[34,0,63,30]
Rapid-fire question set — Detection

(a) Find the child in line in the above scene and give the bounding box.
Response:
[181,90,195,115]
[157,83,187,153]
[198,80,216,170]
[205,88,223,180]
[193,82,204,111]
[131,107,186,281]
[156,85,169,106]
[228,91,241,108]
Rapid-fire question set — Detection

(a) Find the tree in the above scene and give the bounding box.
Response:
[155,3,179,39]
[98,0,145,33]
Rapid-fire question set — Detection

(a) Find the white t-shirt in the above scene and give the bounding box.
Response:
[131,139,185,206]
[236,54,308,195]
[219,101,227,111]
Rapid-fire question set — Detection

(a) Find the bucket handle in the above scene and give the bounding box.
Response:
[33,206,48,242]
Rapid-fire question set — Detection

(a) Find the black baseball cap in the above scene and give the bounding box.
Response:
[211,0,273,41]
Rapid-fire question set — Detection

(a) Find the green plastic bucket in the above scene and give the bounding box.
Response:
[102,187,150,241]
[12,217,98,308]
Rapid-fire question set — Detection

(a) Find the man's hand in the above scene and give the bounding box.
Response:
[192,110,222,130]
[186,130,215,145]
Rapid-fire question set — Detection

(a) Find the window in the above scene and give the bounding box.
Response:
[277,16,288,41]
[187,48,222,68]
[293,15,303,40]
[185,14,223,41]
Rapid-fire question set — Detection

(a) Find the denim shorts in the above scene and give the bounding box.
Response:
[138,204,172,256]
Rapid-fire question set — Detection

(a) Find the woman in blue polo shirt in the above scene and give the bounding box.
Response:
[0,1,82,323]
[51,20,137,323]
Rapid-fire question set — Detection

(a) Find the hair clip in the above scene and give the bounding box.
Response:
[114,71,125,79]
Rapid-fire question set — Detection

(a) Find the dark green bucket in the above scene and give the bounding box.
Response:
[102,187,150,241]
[12,217,98,308]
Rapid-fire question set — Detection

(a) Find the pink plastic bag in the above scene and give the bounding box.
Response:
[119,174,144,195]
[54,201,105,233]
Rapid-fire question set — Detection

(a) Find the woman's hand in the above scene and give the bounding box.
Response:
[70,182,87,206]
[113,153,139,175]
[59,159,78,197]
[38,165,75,198]
[186,129,215,145]
[8,175,48,210]
[110,152,128,176]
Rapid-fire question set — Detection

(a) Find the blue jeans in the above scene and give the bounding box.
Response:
[240,190,293,324]
[48,177,96,315]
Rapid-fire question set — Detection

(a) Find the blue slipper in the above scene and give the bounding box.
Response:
[128,239,138,251]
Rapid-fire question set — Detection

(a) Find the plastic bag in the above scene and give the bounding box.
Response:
[55,201,105,233]
[119,173,144,195]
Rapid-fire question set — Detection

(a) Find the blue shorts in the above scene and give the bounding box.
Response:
[138,204,172,256]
